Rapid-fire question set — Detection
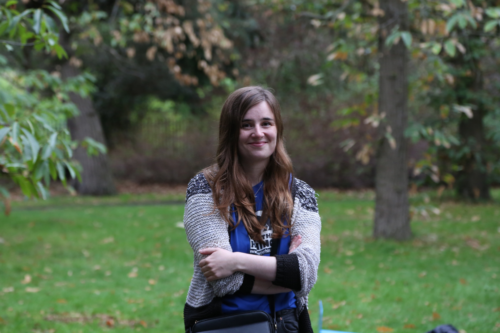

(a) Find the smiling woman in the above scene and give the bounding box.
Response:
[182,86,321,333]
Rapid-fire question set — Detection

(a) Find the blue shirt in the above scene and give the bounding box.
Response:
[221,181,296,314]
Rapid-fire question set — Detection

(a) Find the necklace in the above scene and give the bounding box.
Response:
[254,182,264,198]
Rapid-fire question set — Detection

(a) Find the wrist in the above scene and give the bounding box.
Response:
[232,252,244,273]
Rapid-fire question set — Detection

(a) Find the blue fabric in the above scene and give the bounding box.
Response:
[221,181,296,314]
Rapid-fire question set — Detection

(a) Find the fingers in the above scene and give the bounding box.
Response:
[199,248,218,255]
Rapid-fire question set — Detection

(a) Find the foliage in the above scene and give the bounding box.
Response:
[0,1,104,214]
[0,0,68,56]
[279,0,500,192]
[58,0,245,141]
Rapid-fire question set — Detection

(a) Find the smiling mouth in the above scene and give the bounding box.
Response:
[249,142,266,146]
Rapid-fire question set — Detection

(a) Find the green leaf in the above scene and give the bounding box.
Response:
[484,20,499,32]
[52,44,67,59]
[0,126,10,143]
[45,5,69,33]
[0,20,9,35]
[6,9,32,33]
[17,177,33,197]
[45,0,62,10]
[464,12,477,29]
[485,8,500,19]
[21,129,40,162]
[431,43,442,55]
[33,9,42,34]
[401,31,412,48]
[64,161,76,179]
[385,30,401,47]
[444,40,456,57]
[56,161,65,181]
[446,14,460,33]
[11,121,19,144]
[42,132,58,159]
[6,1,18,7]
[36,181,48,200]
[48,159,57,180]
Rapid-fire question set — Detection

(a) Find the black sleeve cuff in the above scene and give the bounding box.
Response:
[234,274,255,295]
[272,253,301,291]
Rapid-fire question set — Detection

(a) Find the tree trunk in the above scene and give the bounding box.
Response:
[373,0,411,240]
[61,62,117,195]
[59,30,116,196]
[455,59,491,200]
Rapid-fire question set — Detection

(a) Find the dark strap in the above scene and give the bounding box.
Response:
[267,235,280,332]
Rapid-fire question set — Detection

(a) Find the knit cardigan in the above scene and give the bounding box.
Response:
[183,173,321,332]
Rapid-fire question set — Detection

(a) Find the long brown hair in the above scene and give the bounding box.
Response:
[204,86,294,243]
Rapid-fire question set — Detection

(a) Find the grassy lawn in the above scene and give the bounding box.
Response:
[1,190,499,333]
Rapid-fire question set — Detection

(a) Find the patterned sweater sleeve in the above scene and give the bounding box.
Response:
[184,174,249,298]
[274,179,321,297]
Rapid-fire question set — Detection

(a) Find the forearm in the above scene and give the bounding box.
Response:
[251,278,291,295]
[233,252,277,281]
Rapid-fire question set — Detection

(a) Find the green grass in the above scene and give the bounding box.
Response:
[1,190,499,333]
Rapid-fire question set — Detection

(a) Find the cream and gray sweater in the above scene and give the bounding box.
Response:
[183,173,321,332]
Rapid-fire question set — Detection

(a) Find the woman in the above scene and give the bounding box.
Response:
[183,86,321,333]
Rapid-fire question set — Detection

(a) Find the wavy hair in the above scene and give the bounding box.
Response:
[204,86,294,243]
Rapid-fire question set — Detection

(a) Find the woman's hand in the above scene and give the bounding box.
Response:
[289,235,302,253]
[198,248,236,281]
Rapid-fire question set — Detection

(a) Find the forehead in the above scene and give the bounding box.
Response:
[242,101,274,120]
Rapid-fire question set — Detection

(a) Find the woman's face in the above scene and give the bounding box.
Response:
[238,101,278,167]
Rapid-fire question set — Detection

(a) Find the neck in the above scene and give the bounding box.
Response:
[241,158,269,186]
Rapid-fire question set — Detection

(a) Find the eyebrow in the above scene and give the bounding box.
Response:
[242,117,274,122]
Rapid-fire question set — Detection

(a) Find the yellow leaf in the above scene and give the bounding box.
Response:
[432,312,441,320]
[404,323,416,328]
[377,326,394,332]
[21,274,31,284]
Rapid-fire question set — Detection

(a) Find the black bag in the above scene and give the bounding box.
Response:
[190,310,276,333]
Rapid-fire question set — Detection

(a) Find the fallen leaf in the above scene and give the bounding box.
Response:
[128,267,138,278]
[471,215,480,222]
[459,278,467,285]
[106,318,114,327]
[140,320,147,328]
[56,299,67,304]
[101,237,114,244]
[377,326,394,332]
[432,312,441,320]
[148,279,156,285]
[175,222,184,228]
[404,323,416,328]
[419,271,427,278]
[21,274,32,284]
[324,267,332,274]
[25,287,40,293]
[3,287,14,293]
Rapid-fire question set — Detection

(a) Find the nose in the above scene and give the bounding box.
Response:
[252,125,264,138]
